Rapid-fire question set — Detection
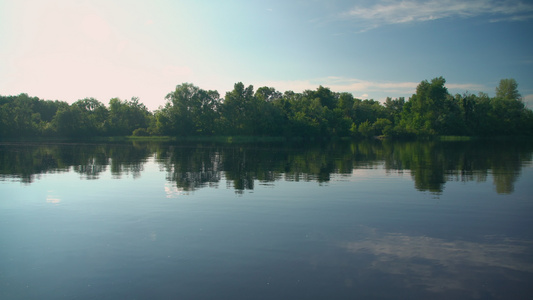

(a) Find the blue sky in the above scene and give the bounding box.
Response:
[1,0,532,110]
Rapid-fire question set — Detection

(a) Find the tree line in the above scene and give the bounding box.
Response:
[1,77,531,139]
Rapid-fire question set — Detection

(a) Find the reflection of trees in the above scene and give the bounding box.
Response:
[222,142,365,192]
[59,143,154,179]
[158,145,222,191]
[485,142,529,194]
[222,147,264,192]
[108,142,154,179]
[0,143,69,183]
[159,142,364,193]
[284,143,338,183]
[63,144,109,179]
[381,140,531,194]
[1,140,531,194]
[386,142,447,193]
[0,142,154,182]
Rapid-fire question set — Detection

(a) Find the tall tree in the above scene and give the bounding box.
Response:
[399,76,451,135]
[107,97,151,135]
[71,98,108,136]
[496,78,521,101]
[488,79,528,135]
[158,83,220,136]
[220,82,255,135]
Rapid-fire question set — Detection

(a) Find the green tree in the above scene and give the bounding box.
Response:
[353,99,386,126]
[158,83,220,136]
[72,98,108,136]
[373,118,393,136]
[358,120,374,138]
[107,97,152,135]
[496,78,521,101]
[253,87,286,135]
[1,94,38,137]
[305,86,337,110]
[469,92,493,136]
[255,86,282,102]
[52,105,85,137]
[384,97,404,122]
[338,92,355,118]
[490,79,527,135]
[398,77,450,136]
[219,82,255,135]
[490,96,526,135]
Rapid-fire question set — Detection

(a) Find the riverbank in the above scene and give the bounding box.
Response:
[1,134,531,145]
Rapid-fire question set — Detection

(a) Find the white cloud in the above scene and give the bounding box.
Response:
[523,94,533,109]
[344,0,533,31]
[446,83,486,91]
[258,77,418,98]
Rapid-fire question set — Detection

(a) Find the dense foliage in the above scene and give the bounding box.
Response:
[1,78,532,139]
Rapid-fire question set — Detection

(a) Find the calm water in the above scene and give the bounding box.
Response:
[1,140,532,299]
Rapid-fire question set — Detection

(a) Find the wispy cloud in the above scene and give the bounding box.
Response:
[257,76,484,100]
[446,82,486,91]
[258,77,418,99]
[343,0,533,31]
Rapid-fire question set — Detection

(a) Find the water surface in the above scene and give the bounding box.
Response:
[1,140,532,299]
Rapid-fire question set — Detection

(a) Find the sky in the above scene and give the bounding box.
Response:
[1,0,532,111]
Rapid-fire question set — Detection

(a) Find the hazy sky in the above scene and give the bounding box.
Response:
[1,0,532,110]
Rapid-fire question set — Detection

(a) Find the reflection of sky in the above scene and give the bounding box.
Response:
[340,227,533,294]
[164,182,189,198]
[349,165,411,181]
[45,190,61,204]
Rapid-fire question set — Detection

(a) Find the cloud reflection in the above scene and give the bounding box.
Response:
[164,182,189,198]
[46,190,61,204]
[340,227,533,294]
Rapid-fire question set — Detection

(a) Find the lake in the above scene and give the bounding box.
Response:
[1,140,532,299]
